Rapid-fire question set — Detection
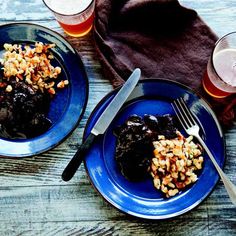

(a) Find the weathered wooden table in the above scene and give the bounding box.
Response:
[0,0,235,235]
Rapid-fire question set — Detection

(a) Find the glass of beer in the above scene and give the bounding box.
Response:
[202,32,236,98]
[43,0,95,37]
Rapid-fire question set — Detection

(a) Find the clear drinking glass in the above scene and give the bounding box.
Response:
[43,0,95,37]
[202,32,236,98]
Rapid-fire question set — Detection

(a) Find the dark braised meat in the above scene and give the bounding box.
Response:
[0,81,52,139]
[114,114,178,181]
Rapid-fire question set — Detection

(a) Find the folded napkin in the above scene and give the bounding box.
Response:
[94,0,236,127]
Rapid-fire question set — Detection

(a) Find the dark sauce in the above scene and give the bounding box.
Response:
[0,81,52,139]
[114,114,178,181]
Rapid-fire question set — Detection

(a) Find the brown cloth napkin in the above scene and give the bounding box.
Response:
[94,0,236,128]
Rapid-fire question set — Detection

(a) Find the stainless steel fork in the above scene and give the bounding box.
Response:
[172,97,236,205]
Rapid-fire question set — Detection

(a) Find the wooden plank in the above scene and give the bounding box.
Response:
[0,220,209,236]
[180,0,236,36]
[0,0,53,21]
[0,184,235,222]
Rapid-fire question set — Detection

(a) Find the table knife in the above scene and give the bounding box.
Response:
[62,68,141,181]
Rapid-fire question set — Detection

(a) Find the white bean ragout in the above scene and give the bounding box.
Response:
[0,42,69,95]
[150,131,203,198]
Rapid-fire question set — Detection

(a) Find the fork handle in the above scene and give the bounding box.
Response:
[196,134,236,205]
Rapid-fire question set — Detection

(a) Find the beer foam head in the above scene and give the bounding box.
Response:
[45,0,93,15]
[213,49,236,86]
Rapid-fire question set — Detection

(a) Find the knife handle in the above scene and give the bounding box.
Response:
[61,133,96,181]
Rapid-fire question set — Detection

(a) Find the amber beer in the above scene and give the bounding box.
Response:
[202,33,236,98]
[57,12,95,37]
[43,0,95,37]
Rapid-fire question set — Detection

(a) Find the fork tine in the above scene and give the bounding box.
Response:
[171,100,188,130]
[172,98,196,130]
[176,99,193,127]
[179,98,196,126]
[175,98,194,127]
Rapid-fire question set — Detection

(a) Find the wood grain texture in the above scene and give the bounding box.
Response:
[0,0,236,235]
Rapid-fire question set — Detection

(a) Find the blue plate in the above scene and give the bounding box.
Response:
[84,79,225,219]
[0,23,88,157]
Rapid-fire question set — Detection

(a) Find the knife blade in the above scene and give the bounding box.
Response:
[62,68,141,181]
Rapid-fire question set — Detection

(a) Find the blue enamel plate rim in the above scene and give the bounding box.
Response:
[83,78,226,219]
[0,23,89,158]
